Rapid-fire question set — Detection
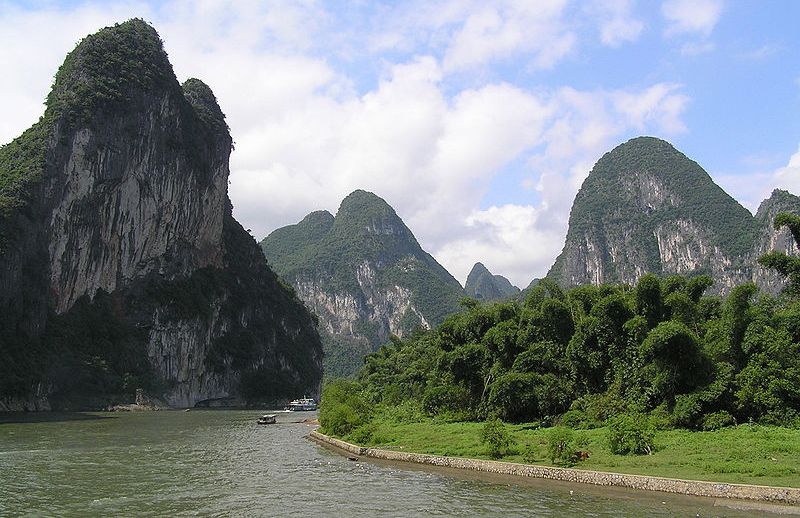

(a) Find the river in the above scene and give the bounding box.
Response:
[0,410,763,516]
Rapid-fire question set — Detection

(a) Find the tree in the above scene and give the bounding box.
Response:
[638,321,710,404]
[759,212,800,297]
[635,274,663,329]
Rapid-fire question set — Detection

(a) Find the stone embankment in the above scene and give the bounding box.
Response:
[308,430,800,505]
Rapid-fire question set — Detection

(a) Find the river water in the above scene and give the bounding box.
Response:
[0,410,763,516]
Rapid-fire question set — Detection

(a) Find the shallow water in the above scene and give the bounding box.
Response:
[0,410,761,516]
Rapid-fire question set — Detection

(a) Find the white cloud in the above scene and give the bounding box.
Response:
[436,204,563,286]
[590,0,644,48]
[0,1,692,287]
[611,83,690,134]
[680,41,716,55]
[661,0,723,37]
[740,44,780,60]
[715,145,800,213]
[771,145,800,194]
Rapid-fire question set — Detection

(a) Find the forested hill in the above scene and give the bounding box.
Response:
[261,189,465,378]
[546,137,799,294]
[0,19,322,410]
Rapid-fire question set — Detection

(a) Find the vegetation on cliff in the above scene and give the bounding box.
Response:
[759,212,800,297]
[547,136,766,286]
[261,190,464,378]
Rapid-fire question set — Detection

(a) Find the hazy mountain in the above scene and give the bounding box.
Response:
[464,262,520,302]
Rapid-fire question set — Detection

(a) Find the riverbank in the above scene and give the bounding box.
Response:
[309,430,800,507]
[327,417,800,487]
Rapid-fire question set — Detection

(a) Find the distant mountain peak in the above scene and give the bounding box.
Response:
[465,262,519,302]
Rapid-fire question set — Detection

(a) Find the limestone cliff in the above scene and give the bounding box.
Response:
[0,20,322,410]
[261,190,464,377]
[546,137,798,294]
[750,189,800,293]
[465,262,519,302]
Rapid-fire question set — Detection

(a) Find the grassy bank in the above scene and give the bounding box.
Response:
[331,416,800,488]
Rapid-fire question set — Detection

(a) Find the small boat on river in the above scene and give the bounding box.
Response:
[286,397,317,411]
[257,414,277,425]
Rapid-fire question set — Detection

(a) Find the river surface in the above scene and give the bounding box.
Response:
[0,410,766,516]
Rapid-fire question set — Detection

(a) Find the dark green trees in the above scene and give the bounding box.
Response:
[352,265,800,428]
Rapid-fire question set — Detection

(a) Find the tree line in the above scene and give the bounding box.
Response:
[321,213,800,437]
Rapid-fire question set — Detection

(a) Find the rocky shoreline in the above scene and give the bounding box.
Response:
[308,430,800,507]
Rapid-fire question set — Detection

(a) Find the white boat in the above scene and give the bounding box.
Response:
[286,397,317,411]
[257,414,277,425]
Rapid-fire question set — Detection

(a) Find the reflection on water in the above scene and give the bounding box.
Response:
[0,410,760,516]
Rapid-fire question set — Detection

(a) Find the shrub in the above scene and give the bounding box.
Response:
[547,427,577,466]
[349,422,377,445]
[422,384,470,415]
[701,411,736,431]
[481,418,514,459]
[559,409,598,429]
[607,413,655,455]
[319,379,372,437]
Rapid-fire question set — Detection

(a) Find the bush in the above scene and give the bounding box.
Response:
[319,379,372,437]
[559,409,598,429]
[349,422,377,444]
[422,384,470,415]
[701,411,736,431]
[481,418,514,459]
[607,413,655,455]
[547,427,577,466]
[487,372,538,422]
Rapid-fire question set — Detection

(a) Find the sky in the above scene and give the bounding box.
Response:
[1,0,799,287]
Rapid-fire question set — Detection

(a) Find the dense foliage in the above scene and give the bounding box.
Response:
[321,231,800,443]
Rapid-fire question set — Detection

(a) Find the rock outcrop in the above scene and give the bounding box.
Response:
[465,262,519,302]
[261,190,464,377]
[749,189,800,293]
[0,20,322,410]
[546,137,799,294]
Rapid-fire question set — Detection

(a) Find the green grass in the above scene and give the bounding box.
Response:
[343,418,800,488]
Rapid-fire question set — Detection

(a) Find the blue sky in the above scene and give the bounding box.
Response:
[1,0,798,285]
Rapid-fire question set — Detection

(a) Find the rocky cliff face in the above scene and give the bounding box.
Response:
[465,262,519,302]
[546,137,798,294]
[261,190,464,377]
[750,189,800,293]
[0,20,322,410]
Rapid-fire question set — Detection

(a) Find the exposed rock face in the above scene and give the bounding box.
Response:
[261,190,464,377]
[750,189,800,293]
[546,137,798,294]
[465,262,519,302]
[0,20,322,410]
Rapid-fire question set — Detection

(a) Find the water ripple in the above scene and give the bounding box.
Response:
[0,411,758,517]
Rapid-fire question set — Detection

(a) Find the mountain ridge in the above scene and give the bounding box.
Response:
[261,189,464,377]
[544,136,798,293]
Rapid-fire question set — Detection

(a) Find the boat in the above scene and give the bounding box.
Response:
[257,414,277,425]
[285,397,317,411]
